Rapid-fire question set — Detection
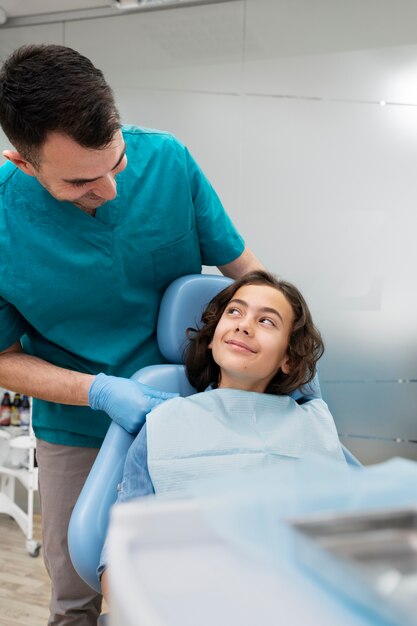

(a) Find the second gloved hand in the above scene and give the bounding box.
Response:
[89,373,178,433]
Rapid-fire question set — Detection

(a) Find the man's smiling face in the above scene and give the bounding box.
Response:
[26,130,127,213]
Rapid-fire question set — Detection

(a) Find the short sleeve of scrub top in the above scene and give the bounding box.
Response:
[0,296,29,350]
[181,145,244,266]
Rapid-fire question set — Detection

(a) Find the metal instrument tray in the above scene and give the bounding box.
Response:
[290,507,417,626]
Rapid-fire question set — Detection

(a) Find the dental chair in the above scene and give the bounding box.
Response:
[68,273,361,595]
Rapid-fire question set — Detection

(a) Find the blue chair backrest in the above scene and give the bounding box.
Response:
[68,274,360,593]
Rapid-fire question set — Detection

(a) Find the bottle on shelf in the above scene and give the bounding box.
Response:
[10,392,22,426]
[20,395,31,427]
[0,391,12,426]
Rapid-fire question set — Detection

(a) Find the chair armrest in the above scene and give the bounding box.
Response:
[68,421,135,592]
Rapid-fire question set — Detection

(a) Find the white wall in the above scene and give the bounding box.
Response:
[2,0,417,462]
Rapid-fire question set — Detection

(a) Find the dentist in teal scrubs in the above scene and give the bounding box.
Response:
[0,44,263,625]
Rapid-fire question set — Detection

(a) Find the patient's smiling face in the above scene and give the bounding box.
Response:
[209,284,294,393]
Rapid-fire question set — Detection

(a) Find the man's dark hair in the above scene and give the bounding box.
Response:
[184,270,324,395]
[0,44,121,166]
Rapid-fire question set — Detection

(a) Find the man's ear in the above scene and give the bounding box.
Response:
[2,150,37,176]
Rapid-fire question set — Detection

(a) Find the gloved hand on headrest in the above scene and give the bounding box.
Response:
[89,373,178,434]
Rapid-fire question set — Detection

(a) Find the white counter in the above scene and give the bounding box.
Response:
[106,496,385,626]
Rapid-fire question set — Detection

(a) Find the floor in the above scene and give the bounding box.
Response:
[0,513,109,625]
[0,513,50,626]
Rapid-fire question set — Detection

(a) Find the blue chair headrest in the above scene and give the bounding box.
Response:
[157,274,232,363]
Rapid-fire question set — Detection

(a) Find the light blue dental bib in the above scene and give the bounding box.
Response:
[146,389,346,494]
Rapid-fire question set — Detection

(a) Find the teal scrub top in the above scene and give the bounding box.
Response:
[0,126,244,447]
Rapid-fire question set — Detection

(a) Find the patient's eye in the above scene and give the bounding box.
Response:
[72,180,88,188]
[260,317,276,327]
[226,306,241,316]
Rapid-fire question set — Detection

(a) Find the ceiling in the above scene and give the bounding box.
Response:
[0,0,235,26]
[0,0,112,18]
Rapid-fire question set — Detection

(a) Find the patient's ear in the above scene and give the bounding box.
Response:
[2,150,37,176]
[281,355,291,374]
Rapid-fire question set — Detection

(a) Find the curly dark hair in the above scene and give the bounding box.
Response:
[184,270,324,395]
[0,44,120,166]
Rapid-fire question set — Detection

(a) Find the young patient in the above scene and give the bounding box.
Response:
[100,270,345,596]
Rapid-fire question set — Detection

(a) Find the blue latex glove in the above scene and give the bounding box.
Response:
[289,372,322,404]
[89,373,178,434]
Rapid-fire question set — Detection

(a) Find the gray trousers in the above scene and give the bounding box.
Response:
[36,439,103,626]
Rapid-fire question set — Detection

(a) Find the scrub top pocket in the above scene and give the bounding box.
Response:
[152,226,202,291]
